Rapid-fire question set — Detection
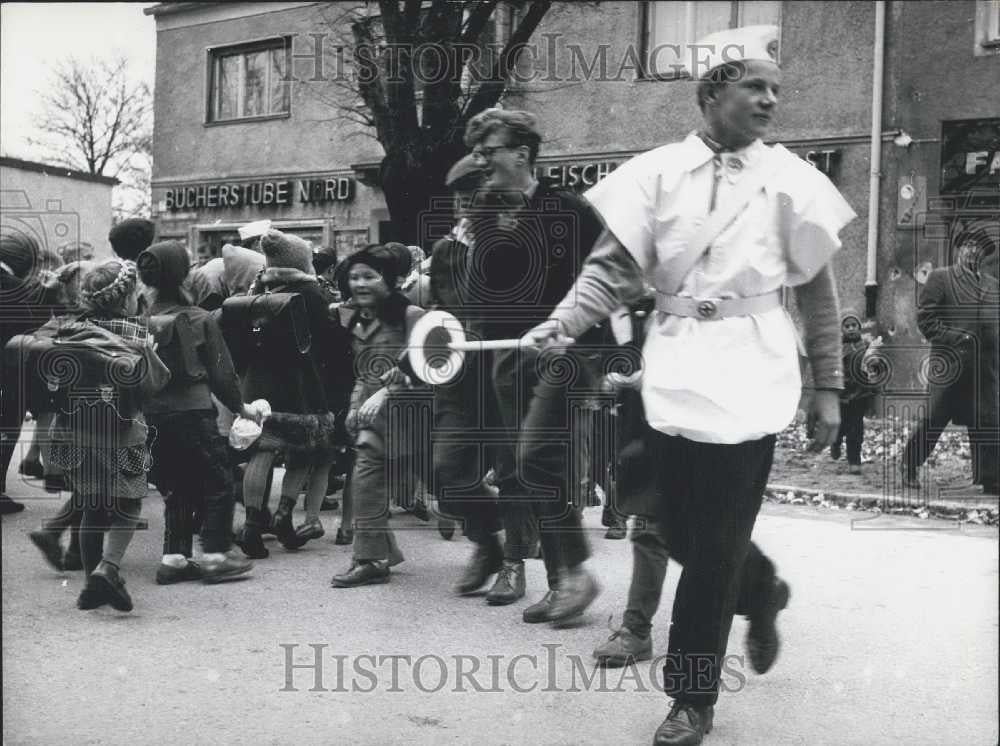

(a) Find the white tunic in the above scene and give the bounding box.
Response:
[584,133,856,444]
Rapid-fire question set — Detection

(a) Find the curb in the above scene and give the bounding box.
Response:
[764,482,999,526]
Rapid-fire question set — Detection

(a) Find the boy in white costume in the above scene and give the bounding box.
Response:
[525,25,854,746]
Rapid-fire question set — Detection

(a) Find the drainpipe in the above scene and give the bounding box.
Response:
[865,1,886,319]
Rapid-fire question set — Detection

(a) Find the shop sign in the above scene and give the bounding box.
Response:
[940,118,1000,194]
[534,160,619,189]
[164,176,355,211]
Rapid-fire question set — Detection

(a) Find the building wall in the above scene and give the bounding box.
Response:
[149,0,998,396]
[150,2,384,252]
[510,1,877,322]
[872,0,1000,397]
[0,164,115,260]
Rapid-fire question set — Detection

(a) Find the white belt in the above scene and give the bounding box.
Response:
[654,290,782,320]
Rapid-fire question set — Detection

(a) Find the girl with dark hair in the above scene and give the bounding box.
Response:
[330,244,425,588]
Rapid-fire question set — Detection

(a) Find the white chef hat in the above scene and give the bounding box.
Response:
[684,24,780,80]
[238,219,272,241]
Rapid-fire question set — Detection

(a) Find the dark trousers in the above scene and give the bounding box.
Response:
[622,525,775,642]
[640,429,776,708]
[902,384,999,487]
[493,346,593,585]
[834,398,868,465]
[147,409,235,554]
[432,353,504,545]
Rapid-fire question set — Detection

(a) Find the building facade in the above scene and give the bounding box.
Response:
[147,0,999,388]
[0,156,118,263]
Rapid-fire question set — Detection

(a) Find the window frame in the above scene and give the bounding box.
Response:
[638,0,781,82]
[204,35,293,126]
[978,0,1000,48]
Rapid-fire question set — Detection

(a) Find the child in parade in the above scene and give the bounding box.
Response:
[42,259,169,611]
[234,230,352,557]
[137,239,256,584]
[330,244,423,588]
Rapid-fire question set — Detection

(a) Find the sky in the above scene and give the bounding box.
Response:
[1,2,157,163]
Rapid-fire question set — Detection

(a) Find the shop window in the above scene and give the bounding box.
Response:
[976,0,1000,55]
[207,37,291,123]
[641,1,782,80]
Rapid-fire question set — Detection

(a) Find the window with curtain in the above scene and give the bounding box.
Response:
[208,37,291,122]
[643,1,782,79]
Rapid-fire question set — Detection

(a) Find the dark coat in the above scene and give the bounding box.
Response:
[917,266,999,428]
[241,268,353,416]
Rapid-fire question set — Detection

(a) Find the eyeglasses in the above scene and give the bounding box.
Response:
[471,144,521,161]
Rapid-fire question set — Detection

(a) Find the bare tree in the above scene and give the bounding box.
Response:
[29,56,153,219]
[309,0,553,244]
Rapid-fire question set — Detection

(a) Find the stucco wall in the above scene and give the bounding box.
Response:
[0,165,114,260]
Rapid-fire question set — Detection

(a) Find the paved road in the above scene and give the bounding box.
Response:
[2,462,997,745]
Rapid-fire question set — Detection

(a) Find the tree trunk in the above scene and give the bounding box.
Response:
[379,139,467,249]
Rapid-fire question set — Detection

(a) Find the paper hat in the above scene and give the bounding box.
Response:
[238,219,272,241]
[685,25,780,80]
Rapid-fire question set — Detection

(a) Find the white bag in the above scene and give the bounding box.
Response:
[229,416,262,451]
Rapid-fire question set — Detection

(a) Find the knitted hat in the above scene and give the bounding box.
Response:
[137,240,191,289]
[259,229,314,273]
[222,243,266,294]
[841,310,862,327]
[80,259,138,314]
[108,219,155,261]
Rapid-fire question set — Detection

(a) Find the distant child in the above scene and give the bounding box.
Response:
[831,312,883,474]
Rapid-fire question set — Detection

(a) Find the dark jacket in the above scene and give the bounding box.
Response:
[917,265,999,427]
[144,300,243,415]
[242,268,353,416]
[452,182,605,341]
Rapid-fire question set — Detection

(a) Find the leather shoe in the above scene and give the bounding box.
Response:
[91,563,133,612]
[522,590,558,623]
[485,560,525,605]
[593,622,653,667]
[156,561,205,585]
[330,560,390,588]
[454,537,503,595]
[77,576,105,610]
[548,567,600,625]
[273,507,307,550]
[747,577,790,674]
[29,529,64,571]
[652,701,713,746]
[0,495,26,514]
[293,517,325,544]
[19,459,44,478]
[62,549,83,571]
[234,525,269,559]
[201,554,253,584]
[334,526,354,545]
